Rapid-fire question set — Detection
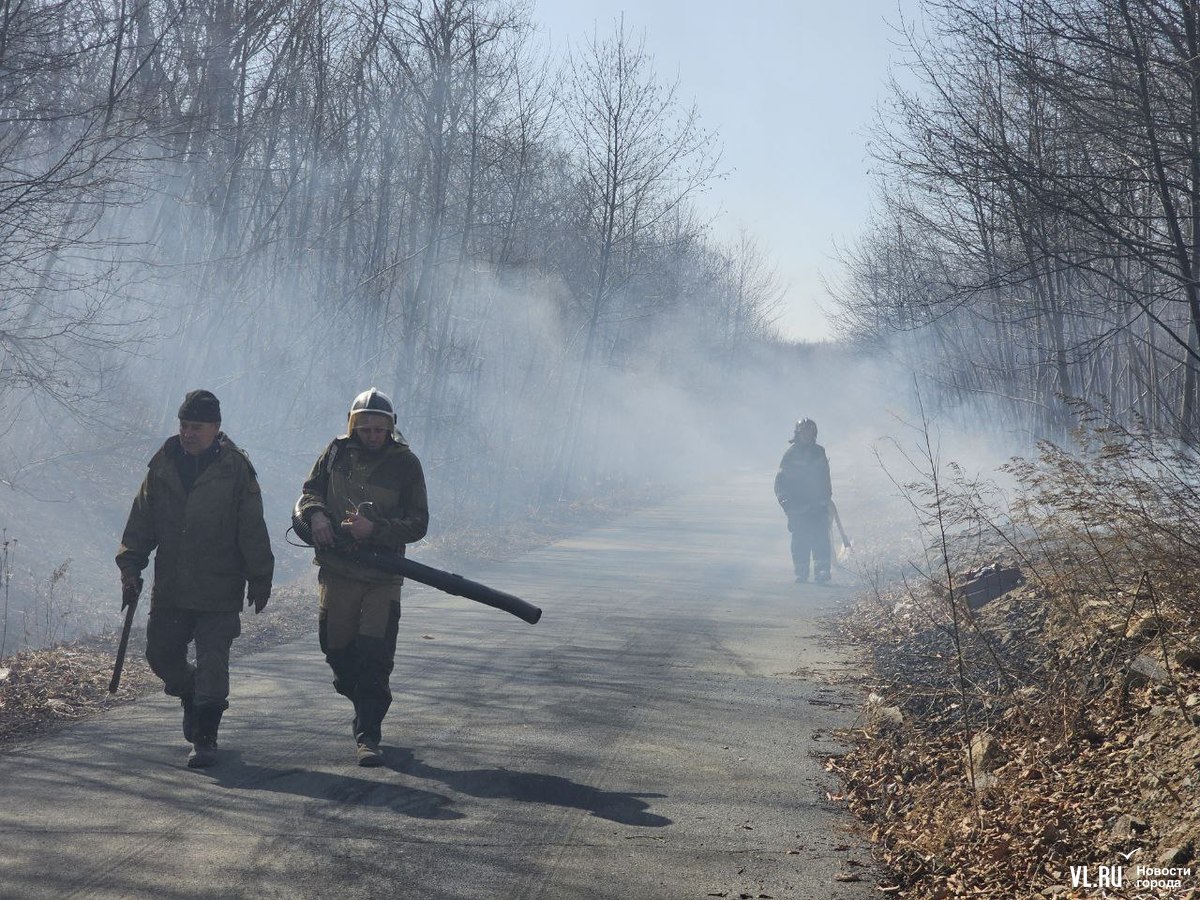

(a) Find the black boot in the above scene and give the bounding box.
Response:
[181,697,195,743]
[187,704,224,769]
[354,698,385,767]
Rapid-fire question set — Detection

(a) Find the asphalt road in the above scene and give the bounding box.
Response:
[0,471,877,900]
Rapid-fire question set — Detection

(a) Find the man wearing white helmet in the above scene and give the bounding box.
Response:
[774,418,833,584]
[296,388,429,766]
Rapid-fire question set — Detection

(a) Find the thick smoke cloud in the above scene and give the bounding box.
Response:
[0,1,940,652]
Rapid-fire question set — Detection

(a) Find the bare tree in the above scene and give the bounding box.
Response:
[831,0,1200,445]
[556,17,718,492]
[0,0,153,426]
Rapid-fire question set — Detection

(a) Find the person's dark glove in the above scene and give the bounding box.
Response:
[120,571,143,610]
[247,584,271,614]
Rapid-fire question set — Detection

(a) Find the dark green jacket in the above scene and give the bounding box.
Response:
[297,433,429,585]
[774,441,832,517]
[116,434,275,612]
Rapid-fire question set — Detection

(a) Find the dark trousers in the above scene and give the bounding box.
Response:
[145,607,241,708]
[788,512,832,580]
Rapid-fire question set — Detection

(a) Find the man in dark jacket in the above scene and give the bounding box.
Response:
[116,389,274,767]
[296,388,429,766]
[774,418,833,584]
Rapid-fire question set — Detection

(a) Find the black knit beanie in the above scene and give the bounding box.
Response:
[178,389,221,423]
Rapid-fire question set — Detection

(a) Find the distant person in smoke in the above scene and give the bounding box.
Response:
[116,389,275,768]
[295,388,429,767]
[774,418,833,584]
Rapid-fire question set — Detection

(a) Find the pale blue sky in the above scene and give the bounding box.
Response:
[533,0,917,341]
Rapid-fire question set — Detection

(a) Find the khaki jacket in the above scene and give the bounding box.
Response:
[116,435,275,612]
[297,434,429,585]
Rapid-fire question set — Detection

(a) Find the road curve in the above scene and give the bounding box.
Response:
[0,470,876,900]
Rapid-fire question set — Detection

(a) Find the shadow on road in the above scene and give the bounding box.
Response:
[205,749,465,820]
[383,747,671,827]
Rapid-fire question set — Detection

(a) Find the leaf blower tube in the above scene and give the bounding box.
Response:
[291,503,541,625]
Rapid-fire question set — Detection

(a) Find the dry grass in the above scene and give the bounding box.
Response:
[832,410,1200,898]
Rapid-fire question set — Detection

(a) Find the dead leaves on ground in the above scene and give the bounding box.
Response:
[830,582,1200,898]
[0,586,316,749]
[0,637,157,745]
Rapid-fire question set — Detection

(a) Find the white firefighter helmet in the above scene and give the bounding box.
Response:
[348,387,397,430]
